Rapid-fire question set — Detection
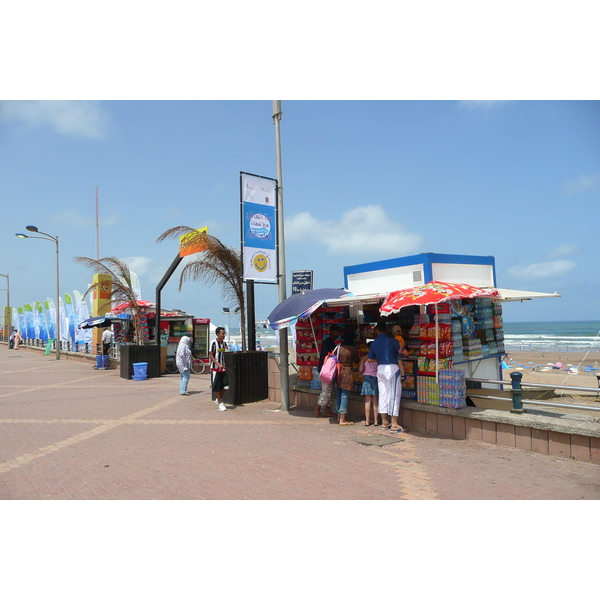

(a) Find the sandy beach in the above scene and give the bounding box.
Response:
[503,350,600,393]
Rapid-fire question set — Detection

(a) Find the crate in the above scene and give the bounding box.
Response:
[132,362,148,380]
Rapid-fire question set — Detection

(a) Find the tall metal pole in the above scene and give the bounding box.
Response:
[55,235,61,360]
[273,101,289,411]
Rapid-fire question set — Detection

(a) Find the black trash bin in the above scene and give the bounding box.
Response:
[222,351,269,405]
[120,344,161,380]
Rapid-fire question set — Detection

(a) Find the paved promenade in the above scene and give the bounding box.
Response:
[1,348,599,500]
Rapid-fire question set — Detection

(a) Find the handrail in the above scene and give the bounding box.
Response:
[466,377,599,394]
[466,375,600,414]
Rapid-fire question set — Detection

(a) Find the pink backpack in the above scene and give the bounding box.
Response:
[319,345,340,385]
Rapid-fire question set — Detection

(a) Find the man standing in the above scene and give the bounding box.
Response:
[367,321,407,433]
[102,326,113,368]
[314,324,341,418]
[209,326,229,412]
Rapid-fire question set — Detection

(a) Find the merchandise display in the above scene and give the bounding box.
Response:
[292,296,506,410]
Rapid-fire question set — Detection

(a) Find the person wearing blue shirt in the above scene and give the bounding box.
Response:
[367,321,408,433]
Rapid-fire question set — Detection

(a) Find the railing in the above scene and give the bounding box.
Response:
[467,372,600,414]
[1,336,121,360]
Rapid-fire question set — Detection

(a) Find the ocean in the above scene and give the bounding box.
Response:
[231,321,600,353]
[503,321,600,352]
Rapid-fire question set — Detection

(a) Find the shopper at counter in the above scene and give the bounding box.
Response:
[315,324,341,418]
[368,322,408,433]
[336,328,360,426]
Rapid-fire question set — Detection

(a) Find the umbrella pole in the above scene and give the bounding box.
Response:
[309,315,320,356]
[435,303,439,384]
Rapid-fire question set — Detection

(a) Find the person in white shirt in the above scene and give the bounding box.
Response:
[102,327,113,356]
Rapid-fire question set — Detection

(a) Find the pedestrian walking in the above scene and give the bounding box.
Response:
[176,335,192,396]
[14,330,22,350]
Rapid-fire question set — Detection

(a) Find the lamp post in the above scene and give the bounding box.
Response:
[15,226,60,360]
[273,100,289,411]
[0,273,9,338]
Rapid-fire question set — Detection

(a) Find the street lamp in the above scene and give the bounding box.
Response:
[15,226,61,360]
[0,273,9,338]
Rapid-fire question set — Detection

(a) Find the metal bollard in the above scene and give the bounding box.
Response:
[510,371,526,413]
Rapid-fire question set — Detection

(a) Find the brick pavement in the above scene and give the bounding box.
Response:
[1,349,599,500]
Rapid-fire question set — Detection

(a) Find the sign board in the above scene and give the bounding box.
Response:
[291,270,313,295]
[241,172,277,282]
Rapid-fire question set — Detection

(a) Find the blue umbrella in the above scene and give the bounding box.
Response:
[79,316,114,329]
[267,288,353,330]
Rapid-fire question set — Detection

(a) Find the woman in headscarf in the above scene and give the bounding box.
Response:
[176,335,192,396]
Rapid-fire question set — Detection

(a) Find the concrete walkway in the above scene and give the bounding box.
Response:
[1,349,599,500]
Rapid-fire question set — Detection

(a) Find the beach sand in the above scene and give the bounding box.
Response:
[503,350,600,393]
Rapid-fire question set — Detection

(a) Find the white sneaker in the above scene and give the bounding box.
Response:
[218,402,227,411]
[214,398,219,404]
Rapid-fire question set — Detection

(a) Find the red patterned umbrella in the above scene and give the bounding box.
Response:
[380,281,499,316]
[112,299,154,312]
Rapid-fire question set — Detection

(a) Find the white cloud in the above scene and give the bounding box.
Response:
[0,100,109,138]
[121,256,153,276]
[545,243,584,259]
[562,172,600,195]
[506,260,576,280]
[286,204,423,257]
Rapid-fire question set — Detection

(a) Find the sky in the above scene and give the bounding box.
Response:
[1,3,599,331]
[1,99,598,328]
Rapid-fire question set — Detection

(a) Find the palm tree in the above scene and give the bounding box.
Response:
[73,256,146,345]
[156,227,246,350]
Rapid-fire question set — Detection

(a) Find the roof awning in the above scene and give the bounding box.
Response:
[486,288,561,302]
[323,292,388,307]
[323,288,561,307]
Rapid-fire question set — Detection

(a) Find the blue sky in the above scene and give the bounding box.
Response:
[1,3,599,329]
[1,99,598,327]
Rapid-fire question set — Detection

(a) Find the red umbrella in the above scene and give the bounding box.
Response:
[380,281,499,316]
[112,299,155,312]
[380,281,499,383]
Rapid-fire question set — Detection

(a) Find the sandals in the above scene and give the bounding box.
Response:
[390,427,409,433]
[339,421,354,426]
[379,425,391,430]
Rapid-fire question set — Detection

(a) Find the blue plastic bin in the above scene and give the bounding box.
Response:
[132,362,148,380]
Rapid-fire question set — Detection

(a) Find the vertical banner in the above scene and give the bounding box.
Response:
[24,303,35,339]
[18,307,27,339]
[64,293,76,343]
[58,297,69,342]
[35,301,49,341]
[46,298,56,339]
[74,291,92,346]
[241,172,277,282]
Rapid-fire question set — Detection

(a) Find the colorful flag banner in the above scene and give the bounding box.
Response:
[46,298,56,339]
[241,172,277,282]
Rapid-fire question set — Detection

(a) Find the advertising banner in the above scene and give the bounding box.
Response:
[241,172,277,282]
[58,297,69,342]
[24,303,35,339]
[73,290,92,345]
[46,298,56,339]
[65,293,76,343]
[35,301,49,341]
[18,307,27,338]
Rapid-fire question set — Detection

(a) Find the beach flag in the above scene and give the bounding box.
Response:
[46,298,57,339]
